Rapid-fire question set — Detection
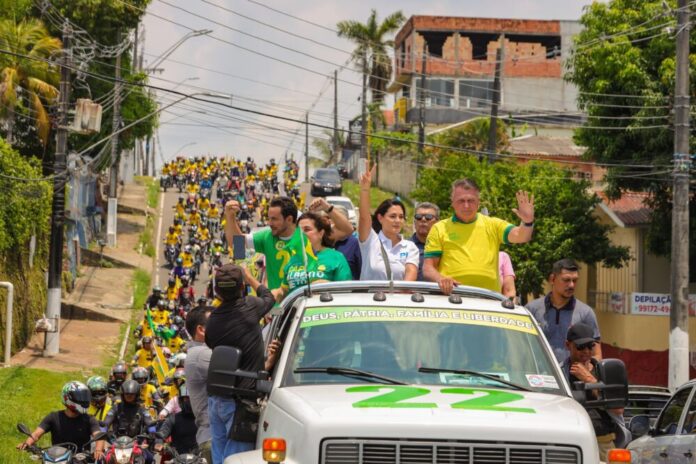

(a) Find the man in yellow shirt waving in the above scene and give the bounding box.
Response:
[423,178,535,294]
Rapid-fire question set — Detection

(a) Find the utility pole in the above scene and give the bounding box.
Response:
[107,33,122,247]
[418,41,428,154]
[304,112,309,181]
[669,0,691,392]
[45,23,72,356]
[333,69,339,164]
[487,33,505,162]
[360,49,368,174]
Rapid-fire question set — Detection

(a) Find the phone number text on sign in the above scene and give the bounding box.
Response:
[630,293,696,316]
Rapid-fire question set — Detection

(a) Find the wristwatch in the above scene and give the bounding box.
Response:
[523,221,534,227]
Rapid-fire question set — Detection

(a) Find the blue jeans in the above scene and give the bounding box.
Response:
[208,395,254,464]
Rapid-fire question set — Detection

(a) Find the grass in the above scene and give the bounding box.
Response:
[0,367,87,462]
[132,268,151,310]
[342,180,413,236]
[134,175,160,209]
[136,215,156,258]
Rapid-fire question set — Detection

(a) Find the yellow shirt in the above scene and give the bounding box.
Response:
[198,229,211,241]
[133,348,154,369]
[139,383,158,408]
[179,252,194,268]
[165,233,179,246]
[424,214,514,292]
[138,320,154,338]
[188,213,201,227]
[209,206,220,218]
[186,184,199,194]
[88,399,112,422]
[166,286,179,302]
[174,224,183,236]
[152,308,170,326]
[167,336,185,353]
[175,203,185,215]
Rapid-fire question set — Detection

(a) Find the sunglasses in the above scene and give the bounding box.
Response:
[415,213,437,221]
[575,341,596,351]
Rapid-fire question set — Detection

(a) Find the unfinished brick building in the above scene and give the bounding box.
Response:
[388,16,582,126]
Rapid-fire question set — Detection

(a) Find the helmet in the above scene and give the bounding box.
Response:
[87,376,108,403]
[157,386,171,401]
[141,336,152,345]
[213,239,222,247]
[197,297,207,305]
[180,275,190,286]
[168,276,176,287]
[112,361,128,381]
[152,286,162,295]
[168,226,175,233]
[62,381,91,414]
[173,353,187,368]
[121,379,140,399]
[176,257,183,266]
[184,245,192,254]
[173,315,185,327]
[169,324,179,334]
[157,299,167,310]
[132,367,149,384]
[173,368,186,385]
[168,300,177,311]
[162,347,172,359]
[178,197,184,203]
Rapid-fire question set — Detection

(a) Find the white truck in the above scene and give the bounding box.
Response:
[211,281,629,464]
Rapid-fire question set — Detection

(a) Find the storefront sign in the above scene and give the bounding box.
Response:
[630,292,696,316]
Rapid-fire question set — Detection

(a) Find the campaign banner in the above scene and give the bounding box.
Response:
[630,292,696,316]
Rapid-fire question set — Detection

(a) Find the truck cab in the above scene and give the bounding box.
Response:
[218,281,628,464]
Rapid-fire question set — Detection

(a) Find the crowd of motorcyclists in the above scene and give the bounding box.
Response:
[17,155,300,463]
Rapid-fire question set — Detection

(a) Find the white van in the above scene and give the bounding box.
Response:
[215,282,629,464]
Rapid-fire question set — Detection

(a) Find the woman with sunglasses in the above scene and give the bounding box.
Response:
[357,161,419,282]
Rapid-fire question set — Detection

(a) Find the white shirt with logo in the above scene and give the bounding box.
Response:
[359,229,419,281]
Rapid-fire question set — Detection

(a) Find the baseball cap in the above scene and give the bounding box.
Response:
[214,264,244,291]
[566,323,595,346]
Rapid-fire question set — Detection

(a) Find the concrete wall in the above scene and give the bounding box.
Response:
[376,152,418,198]
[502,77,579,113]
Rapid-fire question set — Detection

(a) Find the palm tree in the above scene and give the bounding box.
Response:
[0,18,61,145]
[337,10,405,105]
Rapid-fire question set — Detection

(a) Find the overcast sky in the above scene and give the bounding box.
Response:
[141,0,596,169]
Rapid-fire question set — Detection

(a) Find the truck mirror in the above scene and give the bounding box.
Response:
[629,415,651,439]
[595,358,629,407]
[257,379,273,395]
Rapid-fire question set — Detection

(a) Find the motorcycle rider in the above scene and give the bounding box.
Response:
[87,376,112,423]
[132,367,161,412]
[145,286,163,311]
[108,361,129,397]
[132,336,156,370]
[102,380,156,464]
[151,300,171,327]
[178,274,195,310]
[17,381,105,461]
[166,276,179,302]
[171,257,187,282]
[155,385,199,455]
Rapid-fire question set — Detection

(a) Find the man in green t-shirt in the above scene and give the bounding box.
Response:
[225,196,303,290]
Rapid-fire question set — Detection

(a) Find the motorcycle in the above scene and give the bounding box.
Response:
[104,434,151,464]
[17,423,106,463]
[164,244,178,268]
[160,175,171,192]
[176,175,186,193]
[159,444,207,464]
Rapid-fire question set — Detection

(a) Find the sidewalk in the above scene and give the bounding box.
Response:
[10,183,156,372]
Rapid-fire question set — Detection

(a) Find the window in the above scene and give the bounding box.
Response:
[459,79,494,109]
[282,306,563,394]
[655,387,693,436]
[680,388,696,434]
[416,79,455,107]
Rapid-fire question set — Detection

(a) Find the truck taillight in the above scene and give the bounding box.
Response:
[263,438,286,463]
[607,448,631,463]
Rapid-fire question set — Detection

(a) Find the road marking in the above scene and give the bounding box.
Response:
[154,189,164,287]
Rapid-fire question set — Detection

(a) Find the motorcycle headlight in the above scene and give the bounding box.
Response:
[115,448,133,464]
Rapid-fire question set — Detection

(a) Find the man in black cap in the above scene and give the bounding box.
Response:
[204,263,275,464]
[561,323,626,461]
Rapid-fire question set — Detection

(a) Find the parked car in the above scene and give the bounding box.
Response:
[212,281,630,464]
[310,168,342,197]
[324,196,356,229]
[628,379,696,463]
[624,385,671,427]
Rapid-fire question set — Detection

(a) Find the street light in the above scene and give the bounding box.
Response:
[145,29,213,72]
[172,142,197,159]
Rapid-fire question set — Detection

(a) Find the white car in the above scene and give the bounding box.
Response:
[218,281,629,464]
[325,196,357,229]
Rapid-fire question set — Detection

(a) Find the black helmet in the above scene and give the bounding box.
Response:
[168,226,175,233]
[62,381,91,414]
[173,315,185,327]
[157,299,168,310]
[121,379,140,397]
[141,336,152,345]
[112,361,128,381]
[168,276,176,287]
[132,367,149,384]
[152,286,162,295]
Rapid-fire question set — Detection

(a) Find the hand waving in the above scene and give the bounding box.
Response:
[512,190,534,223]
[359,159,376,190]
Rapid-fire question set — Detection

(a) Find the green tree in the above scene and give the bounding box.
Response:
[565,0,695,268]
[0,17,61,145]
[337,9,405,104]
[412,154,630,298]
[433,117,508,153]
